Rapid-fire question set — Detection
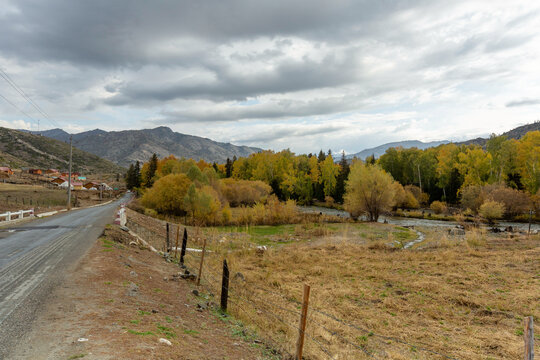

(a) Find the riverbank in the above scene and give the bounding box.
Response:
[299,205,540,232]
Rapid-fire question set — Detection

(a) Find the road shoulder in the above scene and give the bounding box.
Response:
[8,225,261,360]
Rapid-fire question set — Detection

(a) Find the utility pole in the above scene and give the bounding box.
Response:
[67,135,73,210]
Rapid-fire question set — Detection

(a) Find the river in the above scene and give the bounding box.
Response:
[298,206,540,232]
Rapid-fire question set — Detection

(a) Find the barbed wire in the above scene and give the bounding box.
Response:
[130,223,460,360]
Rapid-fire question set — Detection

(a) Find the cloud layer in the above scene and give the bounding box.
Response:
[1,0,539,153]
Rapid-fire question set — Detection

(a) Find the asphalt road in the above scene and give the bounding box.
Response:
[0,195,130,359]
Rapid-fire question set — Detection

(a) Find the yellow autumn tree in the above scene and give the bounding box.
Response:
[517,131,540,194]
[141,173,192,215]
[344,162,396,221]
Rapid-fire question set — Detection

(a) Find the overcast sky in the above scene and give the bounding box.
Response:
[1,0,539,154]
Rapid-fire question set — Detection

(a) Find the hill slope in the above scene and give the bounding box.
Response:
[30,127,261,167]
[457,121,540,146]
[0,127,125,173]
[346,122,540,160]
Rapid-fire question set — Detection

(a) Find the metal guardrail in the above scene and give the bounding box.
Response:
[0,209,34,222]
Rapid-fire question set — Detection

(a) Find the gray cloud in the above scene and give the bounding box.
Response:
[233,124,342,144]
[506,99,540,107]
[160,96,360,123]
[1,0,539,155]
[104,51,362,104]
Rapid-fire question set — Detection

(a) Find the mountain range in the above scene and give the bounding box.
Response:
[346,140,450,160]
[11,121,539,170]
[28,127,261,167]
[346,122,540,160]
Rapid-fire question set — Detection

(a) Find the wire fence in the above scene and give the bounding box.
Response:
[127,218,535,360]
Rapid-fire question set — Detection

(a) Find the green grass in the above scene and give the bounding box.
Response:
[206,222,417,247]
[67,354,87,360]
[127,329,155,336]
[183,328,200,336]
[209,224,297,245]
[157,323,177,339]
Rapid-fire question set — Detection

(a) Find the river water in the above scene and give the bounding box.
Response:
[298,206,540,232]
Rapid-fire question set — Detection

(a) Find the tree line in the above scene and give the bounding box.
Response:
[126,130,539,222]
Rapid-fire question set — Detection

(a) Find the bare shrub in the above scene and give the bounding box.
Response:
[221,179,271,207]
[482,184,531,217]
[460,185,484,213]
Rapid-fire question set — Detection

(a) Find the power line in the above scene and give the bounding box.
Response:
[0,92,39,125]
[0,67,59,128]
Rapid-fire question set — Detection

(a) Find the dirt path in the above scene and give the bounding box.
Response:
[8,226,264,360]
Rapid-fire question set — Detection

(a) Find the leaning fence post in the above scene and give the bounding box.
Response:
[296,284,311,360]
[180,228,188,266]
[196,237,207,286]
[166,223,170,253]
[174,225,180,260]
[220,259,229,312]
[524,316,534,360]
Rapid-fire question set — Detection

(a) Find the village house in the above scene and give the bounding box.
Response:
[83,181,100,190]
[45,169,60,176]
[29,169,43,175]
[51,177,67,186]
[58,181,84,190]
[0,166,14,175]
[72,182,84,190]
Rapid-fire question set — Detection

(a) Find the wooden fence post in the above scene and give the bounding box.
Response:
[220,259,229,312]
[174,225,180,260]
[166,223,170,252]
[296,284,311,360]
[196,237,207,286]
[524,316,534,360]
[180,228,188,266]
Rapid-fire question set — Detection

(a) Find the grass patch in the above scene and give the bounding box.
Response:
[67,354,87,360]
[183,328,200,336]
[157,323,177,339]
[127,329,155,336]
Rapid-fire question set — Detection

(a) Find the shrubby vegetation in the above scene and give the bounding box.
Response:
[478,200,505,223]
[129,130,539,224]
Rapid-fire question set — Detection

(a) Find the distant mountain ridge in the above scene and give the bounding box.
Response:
[29,127,262,167]
[0,127,124,173]
[346,122,540,160]
[346,140,450,160]
[455,121,540,146]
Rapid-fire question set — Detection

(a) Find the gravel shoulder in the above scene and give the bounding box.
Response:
[7,226,264,360]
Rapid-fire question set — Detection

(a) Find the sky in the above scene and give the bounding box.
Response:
[0,0,539,155]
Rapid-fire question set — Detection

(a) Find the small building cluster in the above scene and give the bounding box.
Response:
[49,175,112,191]
[1,166,113,191]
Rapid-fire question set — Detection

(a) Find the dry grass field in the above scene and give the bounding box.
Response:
[0,183,67,212]
[126,208,540,359]
[0,183,120,214]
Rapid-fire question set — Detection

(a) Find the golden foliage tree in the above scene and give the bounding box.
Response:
[141,173,191,215]
[344,162,396,221]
